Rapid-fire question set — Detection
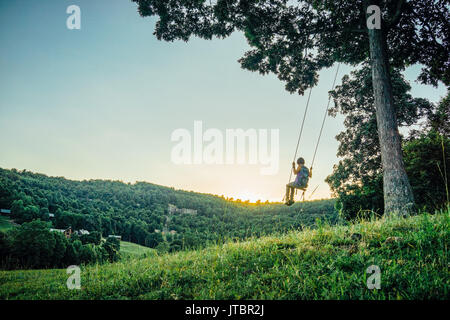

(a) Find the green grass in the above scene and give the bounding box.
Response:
[120,241,155,259]
[0,216,14,232]
[0,209,448,300]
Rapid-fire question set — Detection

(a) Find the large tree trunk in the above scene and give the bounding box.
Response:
[367,20,415,217]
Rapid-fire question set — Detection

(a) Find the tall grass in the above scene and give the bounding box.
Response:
[0,209,448,300]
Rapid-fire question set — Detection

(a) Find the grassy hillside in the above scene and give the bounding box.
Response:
[120,241,155,259]
[1,209,448,300]
[0,216,13,232]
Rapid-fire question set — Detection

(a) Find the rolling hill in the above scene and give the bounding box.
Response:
[0,167,339,252]
[120,240,155,259]
[1,209,448,299]
[0,216,13,232]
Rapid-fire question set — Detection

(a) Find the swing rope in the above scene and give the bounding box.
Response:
[284,63,340,203]
[288,87,313,184]
[310,63,340,171]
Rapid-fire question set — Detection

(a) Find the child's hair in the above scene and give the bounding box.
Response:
[297,157,305,165]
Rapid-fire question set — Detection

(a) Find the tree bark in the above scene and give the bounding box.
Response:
[366,13,415,217]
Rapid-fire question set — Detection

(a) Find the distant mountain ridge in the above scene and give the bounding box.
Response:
[0,168,338,251]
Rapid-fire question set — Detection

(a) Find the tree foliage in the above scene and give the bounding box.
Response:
[132,0,448,91]
[404,129,450,210]
[0,167,339,269]
[326,69,449,220]
[0,219,121,269]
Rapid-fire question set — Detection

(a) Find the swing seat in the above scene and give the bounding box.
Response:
[287,182,308,191]
[284,184,308,206]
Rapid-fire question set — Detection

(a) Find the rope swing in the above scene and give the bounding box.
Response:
[288,87,313,184]
[285,63,340,202]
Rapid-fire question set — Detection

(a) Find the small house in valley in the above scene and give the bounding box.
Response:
[50,227,73,239]
[168,204,197,215]
[75,229,90,236]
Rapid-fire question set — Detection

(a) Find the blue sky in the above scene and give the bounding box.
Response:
[0,0,446,202]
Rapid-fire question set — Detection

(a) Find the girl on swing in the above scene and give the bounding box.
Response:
[285,157,311,206]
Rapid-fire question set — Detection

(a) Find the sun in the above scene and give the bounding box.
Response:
[227,190,265,203]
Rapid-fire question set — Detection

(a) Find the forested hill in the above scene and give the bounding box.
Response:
[0,168,338,251]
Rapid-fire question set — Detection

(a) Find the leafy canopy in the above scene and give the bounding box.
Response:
[326,64,449,219]
[133,0,449,93]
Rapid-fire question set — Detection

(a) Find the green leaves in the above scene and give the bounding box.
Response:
[133,0,448,95]
[326,65,436,219]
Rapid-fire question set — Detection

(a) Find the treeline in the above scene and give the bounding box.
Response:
[0,219,120,270]
[0,168,338,257]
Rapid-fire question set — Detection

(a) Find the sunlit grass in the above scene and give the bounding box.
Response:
[0,216,13,232]
[1,209,448,300]
[119,241,155,260]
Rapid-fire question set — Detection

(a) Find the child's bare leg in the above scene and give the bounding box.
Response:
[289,187,295,202]
[285,185,290,202]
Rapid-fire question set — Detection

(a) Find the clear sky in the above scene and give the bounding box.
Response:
[0,0,446,202]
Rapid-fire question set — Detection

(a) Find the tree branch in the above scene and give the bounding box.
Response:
[386,0,405,29]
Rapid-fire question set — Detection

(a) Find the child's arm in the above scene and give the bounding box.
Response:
[293,164,301,175]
